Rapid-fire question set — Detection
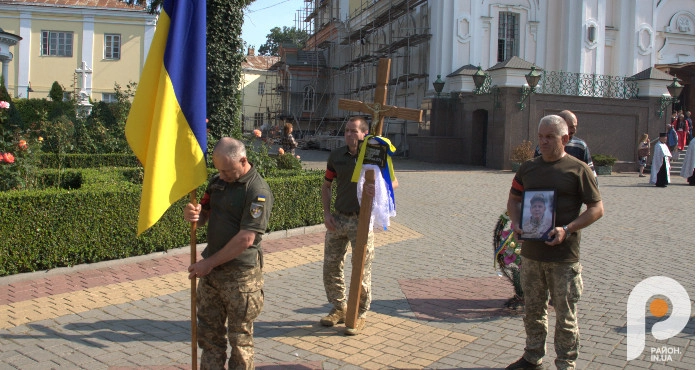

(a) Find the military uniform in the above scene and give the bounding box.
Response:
[521,214,553,239]
[197,165,273,370]
[511,155,600,370]
[324,146,375,317]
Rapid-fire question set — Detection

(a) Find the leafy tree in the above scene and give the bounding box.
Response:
[49,81,64,102]
[206,0,249,148]
[258,26,309,56]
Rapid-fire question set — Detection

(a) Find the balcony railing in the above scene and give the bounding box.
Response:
[539,71,639,99]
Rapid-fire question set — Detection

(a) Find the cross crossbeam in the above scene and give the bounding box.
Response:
[338,58,423,135]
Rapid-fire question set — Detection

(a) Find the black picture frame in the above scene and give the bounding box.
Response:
[520,189,557,241]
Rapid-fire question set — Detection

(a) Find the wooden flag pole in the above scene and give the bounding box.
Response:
[345,170,375,329]
[189,190,198,370]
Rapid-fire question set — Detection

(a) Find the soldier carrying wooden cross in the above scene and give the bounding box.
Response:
[320,58,423,335]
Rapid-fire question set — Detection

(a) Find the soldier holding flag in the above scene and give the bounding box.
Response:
[184,138,273,369]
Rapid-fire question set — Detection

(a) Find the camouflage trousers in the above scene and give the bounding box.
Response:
[323,213,375,316]
[196,264,264,370]
[520,257,583,370]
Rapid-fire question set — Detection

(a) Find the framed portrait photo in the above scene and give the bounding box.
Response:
[520,189,557,241]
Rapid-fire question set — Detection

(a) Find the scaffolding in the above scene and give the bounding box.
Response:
[257,0,431,152]
[240,54,282,138]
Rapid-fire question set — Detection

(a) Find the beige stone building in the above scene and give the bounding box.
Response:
[0,0,156,101]
[240,47,281,132]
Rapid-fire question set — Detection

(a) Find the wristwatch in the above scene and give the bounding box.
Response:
[562,225,571,238]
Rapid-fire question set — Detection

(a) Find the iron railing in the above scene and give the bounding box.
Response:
[539,71,639,99]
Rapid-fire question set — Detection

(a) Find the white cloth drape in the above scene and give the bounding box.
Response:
[681,138,695,179]
[357,164,396,230]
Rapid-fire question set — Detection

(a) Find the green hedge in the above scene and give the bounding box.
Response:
[39,153,140,168]
[0,169,326,276]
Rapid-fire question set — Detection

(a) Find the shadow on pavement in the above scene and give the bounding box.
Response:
[0,320,192,347]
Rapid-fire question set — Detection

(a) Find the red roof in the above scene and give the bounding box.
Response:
[242,55,280,71]
[1,0,147,10]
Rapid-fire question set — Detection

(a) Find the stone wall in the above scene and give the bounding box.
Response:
[410,88,669,171]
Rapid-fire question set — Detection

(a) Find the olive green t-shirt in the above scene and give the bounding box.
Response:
[510,154,601,262]
[201,166,273,268]
[325,145,361,213]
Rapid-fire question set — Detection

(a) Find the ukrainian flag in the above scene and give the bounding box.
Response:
[125,0,207,235]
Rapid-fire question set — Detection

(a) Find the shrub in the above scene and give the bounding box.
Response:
[49,81,64,102]
[245,141,277,177]
[39,153,139,168]
[0,168,325,276]
[511,140,534,163]
[591,154,617,166]
[276,153,302,170]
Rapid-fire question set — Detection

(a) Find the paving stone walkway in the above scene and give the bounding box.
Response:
[0,151,695,369]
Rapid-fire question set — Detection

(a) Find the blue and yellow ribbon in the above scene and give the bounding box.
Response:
[351,135,397,204]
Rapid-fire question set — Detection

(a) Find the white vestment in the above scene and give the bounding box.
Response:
[680,138,695,179]
[649,141,672,184]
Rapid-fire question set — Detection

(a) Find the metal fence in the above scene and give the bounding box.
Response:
[538,70,639,99]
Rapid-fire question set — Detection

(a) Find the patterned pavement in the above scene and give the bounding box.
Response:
[0,151,695,369]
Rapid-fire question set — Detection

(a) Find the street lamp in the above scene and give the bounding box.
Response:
[471,66,501,108]
[472,66,487,91]
[517,66,541,111]
[657,76,683,118]
[433,75,445,98]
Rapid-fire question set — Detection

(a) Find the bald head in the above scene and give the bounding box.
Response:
[558,110,577,136]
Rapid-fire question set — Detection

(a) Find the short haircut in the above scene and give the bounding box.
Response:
[538,115,568,137]
[530,193,546,205]
[349,116,370,133]
[214,137,246,159]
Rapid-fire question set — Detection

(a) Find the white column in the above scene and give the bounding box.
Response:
[18,12,31,97]
[428,0,442,89]
[563,0,583,73]
[81,15,94,98]
[594,0,605,75]
[2,60,8,89]
[143,17,157,68]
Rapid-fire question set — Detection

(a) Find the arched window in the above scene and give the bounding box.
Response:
[303,85,315,112]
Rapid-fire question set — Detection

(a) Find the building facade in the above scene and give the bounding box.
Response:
[299,0,694,168]
[240,47,281,132]
[0,0,156,101]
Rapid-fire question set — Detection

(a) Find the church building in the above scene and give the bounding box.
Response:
[295,0,694,169]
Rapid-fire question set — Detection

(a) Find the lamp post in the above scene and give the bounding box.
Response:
[433,75,445,98]
[472,66,487,91]
[517,66,541,111]
[656,77,683,118]
[471,66,501,108]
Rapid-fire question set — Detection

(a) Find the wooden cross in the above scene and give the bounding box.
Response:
[337,58,422,332]
[338,58,423,136]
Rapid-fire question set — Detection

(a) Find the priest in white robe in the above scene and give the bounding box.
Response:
[650,132,672,187]
[680,138,695,186]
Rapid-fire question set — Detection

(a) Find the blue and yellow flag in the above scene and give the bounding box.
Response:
[125,0,207,235]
